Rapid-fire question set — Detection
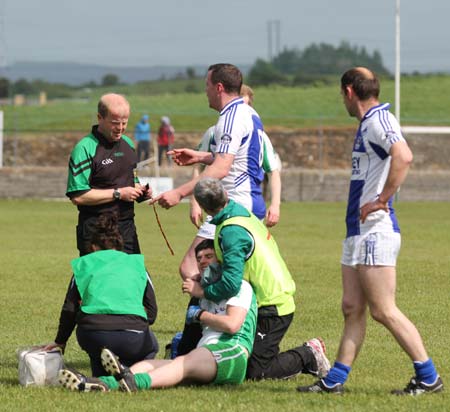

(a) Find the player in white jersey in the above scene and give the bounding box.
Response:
[152,64,266,280]
[212,96,266,217]
[191,126,280,236]
[345,103,404,238]
[241,84,281,227]
[178,86,282,355]
[190,92,281,237]
[298,67,442,396]
[153,64,265,214]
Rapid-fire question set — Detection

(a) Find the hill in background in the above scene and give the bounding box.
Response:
[0,61,251,86]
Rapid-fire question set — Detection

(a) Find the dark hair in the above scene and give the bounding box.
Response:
[208,63,242,94]
[90,212,124,251]
[341,67,380,100]
[195,239,215,257]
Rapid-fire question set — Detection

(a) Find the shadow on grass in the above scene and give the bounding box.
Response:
[0,377,20,386]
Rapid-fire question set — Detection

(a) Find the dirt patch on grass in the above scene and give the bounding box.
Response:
[3,128,449,171]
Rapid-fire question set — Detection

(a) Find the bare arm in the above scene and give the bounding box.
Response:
[153,153,235,208]
[360,141,413,223]
[189,166,203,228]
[199,304,247,335]
[265,169,281,227]
[169,148,215,166]
[70,185,144,206]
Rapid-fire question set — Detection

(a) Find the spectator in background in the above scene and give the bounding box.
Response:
[157,116,175,166]
[134,114,151,162]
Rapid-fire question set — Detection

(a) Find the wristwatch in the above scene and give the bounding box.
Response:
[113,189,121,200]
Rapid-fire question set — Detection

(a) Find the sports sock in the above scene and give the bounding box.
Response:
[99,375,119,390]
[135,373,152,389]
[323,361,351,387]
[414,358,438,385]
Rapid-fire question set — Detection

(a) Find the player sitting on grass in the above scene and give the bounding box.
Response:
[58,241,258,392]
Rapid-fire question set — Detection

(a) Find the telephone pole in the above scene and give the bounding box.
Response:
[267,19,281,61]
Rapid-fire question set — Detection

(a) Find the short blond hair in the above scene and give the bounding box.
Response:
[98,93,130,118]
[240,84,254,106]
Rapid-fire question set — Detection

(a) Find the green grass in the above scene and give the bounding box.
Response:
[0,200,449,411]
[2,74,450,132]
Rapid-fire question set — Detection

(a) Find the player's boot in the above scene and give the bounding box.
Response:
[297,379,344,394]
[101,348,137,392]
[303,337,331,378]
[391,376,443,395]
[58,368,109,392]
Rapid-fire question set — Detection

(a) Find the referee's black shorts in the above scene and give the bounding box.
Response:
[76,216,141,256]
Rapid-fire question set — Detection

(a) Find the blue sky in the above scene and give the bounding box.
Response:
[2,0,449,73]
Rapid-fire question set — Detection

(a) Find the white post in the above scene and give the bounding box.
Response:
[153,135,159,178]
[0,110,3,168]
[395,0,401,123]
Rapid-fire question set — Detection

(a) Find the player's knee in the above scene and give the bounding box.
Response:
[341,299,365,318]
[369,305,396,325]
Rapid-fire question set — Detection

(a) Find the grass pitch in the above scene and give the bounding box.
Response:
[0,200,448,411]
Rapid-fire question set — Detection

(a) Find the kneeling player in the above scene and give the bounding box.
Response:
[59,254,257,392]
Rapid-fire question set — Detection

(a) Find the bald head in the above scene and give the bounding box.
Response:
[354,66,375,78]
[98,93,130,118]
[97,93,130,142]
[341,67,380,101]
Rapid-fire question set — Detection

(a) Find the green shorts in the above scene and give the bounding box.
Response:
[203,342,248,385]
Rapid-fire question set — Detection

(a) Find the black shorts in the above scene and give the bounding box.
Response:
[76,216,141,256]
[76,327,158,377]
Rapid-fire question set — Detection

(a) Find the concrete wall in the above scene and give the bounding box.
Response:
[1,166,449,202]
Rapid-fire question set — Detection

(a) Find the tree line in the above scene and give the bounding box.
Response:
[247,41,389,86]
[0,73,122,99]
[0,41,390,98]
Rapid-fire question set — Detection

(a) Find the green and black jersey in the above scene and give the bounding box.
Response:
[66,126,139,220]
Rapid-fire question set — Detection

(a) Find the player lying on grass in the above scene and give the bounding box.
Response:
[186,178,330,380]
[58,250,258,392]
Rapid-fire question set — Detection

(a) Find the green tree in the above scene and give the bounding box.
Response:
[262,42,390,85]
[12,78,35,95]
[186,67,196,79]
[0,77,10,98]
[296,42,390,76]
[272,48,302,74]
[31,79,74,98]
[247,59,287,86]
[101,73,120,87]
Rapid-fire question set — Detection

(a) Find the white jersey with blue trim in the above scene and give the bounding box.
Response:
[213,97,265,219]
[346,103,404,238]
